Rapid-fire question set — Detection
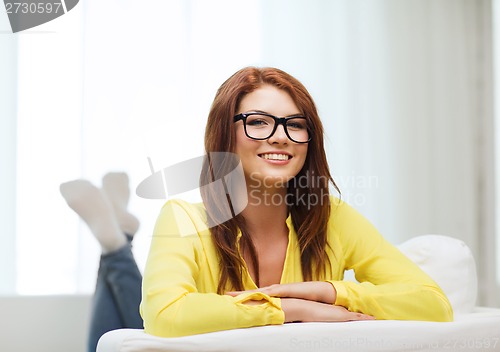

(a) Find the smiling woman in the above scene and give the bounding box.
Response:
[5,4,498,350]
[140,67,453,338]
[235,85,310,189]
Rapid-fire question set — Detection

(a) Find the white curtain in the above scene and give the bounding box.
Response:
[5,0,498,306]
[261,0,497,306]
[0,11,18,294]
[492,0,500,303]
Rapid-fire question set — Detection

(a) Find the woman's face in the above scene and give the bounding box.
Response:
[235,85,308,189]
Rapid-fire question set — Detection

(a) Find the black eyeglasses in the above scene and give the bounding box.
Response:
[233,112,311,143]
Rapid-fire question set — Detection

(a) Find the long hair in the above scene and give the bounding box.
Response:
[200,67,340,293]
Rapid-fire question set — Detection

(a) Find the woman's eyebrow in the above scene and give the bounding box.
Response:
[245,109,268,114]
[245,110,304,117]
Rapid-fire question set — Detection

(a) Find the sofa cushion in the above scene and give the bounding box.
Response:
[397,234,477,315]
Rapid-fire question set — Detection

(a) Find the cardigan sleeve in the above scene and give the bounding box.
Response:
[140,199,284,337]
[327,198,453,322]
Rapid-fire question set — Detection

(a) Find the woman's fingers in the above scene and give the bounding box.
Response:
[225,291,240,297]
[226,292,375,321]
[225,286,279,297]
[283,299,375,323]
[346,311,376,321]
[225,290,257,296]
[318,304,375,322]
[226,282,336,303]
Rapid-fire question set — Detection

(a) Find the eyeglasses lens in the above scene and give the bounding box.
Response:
[245,114,309,143]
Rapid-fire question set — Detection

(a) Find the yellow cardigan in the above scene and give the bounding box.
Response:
[140,197,453,337]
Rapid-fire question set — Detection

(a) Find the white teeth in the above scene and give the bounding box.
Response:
[261,153,290,160]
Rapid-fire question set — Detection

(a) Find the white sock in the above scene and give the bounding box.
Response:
[102,172,140,236]
[60,180,127,254]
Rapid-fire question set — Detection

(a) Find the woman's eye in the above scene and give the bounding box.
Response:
[247,119,269,126]
[287,121,307,130]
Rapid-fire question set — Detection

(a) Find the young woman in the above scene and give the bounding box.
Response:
[140,67,453,338]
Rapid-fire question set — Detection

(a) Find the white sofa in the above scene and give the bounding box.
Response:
[97,235,500,352]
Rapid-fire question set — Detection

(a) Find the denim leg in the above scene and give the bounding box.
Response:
[88,258,123,352]
[87,240,143,352]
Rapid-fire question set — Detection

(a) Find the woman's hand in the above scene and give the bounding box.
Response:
[281,298,375,323]
[227,282,374,322]
[227,281,337,304]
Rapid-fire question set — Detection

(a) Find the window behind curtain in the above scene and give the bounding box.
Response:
[13,0,263,295]
[9,1,499,306]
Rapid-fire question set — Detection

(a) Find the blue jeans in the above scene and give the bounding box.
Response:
[88,238,143,352]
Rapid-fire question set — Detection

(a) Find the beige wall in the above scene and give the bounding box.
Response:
[1,295,91,352]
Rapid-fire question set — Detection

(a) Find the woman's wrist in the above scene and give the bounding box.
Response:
[227,281,338,306]
[280,298,303,322]
[319,281,337,304]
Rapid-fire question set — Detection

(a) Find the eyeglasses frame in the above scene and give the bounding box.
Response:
[233,112,312,144]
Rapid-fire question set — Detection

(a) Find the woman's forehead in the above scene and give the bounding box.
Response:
[238,85,300,116]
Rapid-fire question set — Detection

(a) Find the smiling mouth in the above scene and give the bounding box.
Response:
[258,153,292,161]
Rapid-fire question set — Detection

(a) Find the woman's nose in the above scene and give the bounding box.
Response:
[267,124,288,144]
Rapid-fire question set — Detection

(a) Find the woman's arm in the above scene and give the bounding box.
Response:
[227,282,374,322]
[227,282,337,304]
[280,298,374,322]
[140,200,284,337]
[328,199,454,322]
[228,199,453,323]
